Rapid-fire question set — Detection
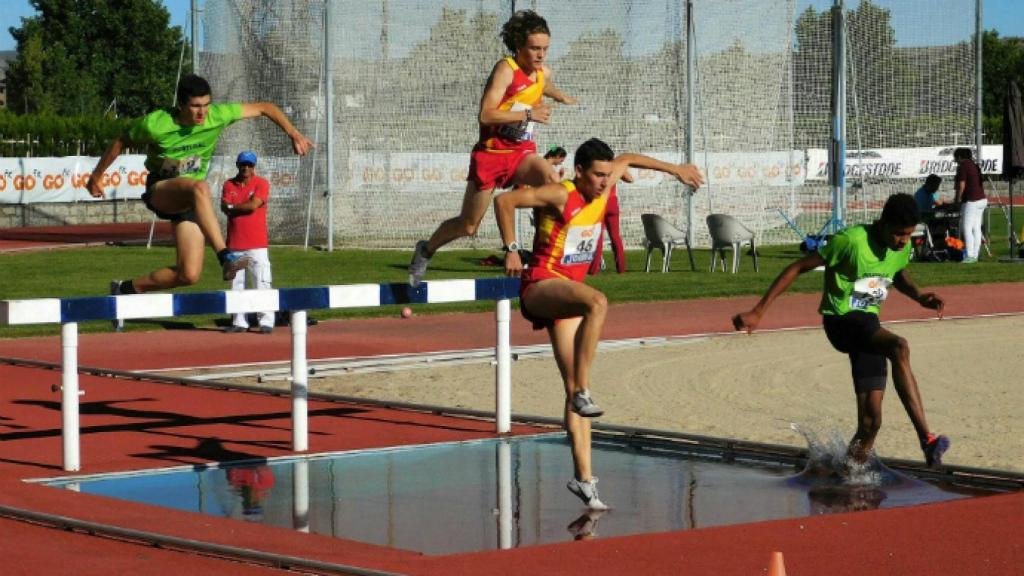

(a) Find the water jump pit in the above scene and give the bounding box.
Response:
[39,431,1006,555]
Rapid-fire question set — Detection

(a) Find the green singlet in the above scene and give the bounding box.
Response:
[817,224,911,317]
[128,103,243,181]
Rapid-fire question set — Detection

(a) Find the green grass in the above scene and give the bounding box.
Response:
[2,208,1022,338]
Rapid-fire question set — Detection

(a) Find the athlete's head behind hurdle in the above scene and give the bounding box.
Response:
[176,74,212,108]
[880,193,920,228]
[574,138,614,172]
[175,74,213,126]
[572,138,615,197]
[501,10,550,53]
[878,193,920,250]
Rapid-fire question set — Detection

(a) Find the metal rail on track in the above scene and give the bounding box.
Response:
[162,336,693,382]
[3,355,1021,492]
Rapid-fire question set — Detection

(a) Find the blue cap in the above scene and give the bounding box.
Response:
[236,151,257,165]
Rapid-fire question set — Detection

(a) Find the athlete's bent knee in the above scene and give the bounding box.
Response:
[588,292,608,315]
[175,269,201,286]
[858,413,882,437]
[190,180,211,201]
[459,217,480,237]
[887,336,910,364]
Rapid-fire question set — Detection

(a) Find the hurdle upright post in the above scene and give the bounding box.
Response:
[61,322,81,471]
[290,309,308,451]
[495,298,511,434]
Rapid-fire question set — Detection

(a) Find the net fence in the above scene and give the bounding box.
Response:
[198,0,978,249]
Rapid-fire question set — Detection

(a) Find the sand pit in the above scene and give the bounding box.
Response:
[213,314,1023,472]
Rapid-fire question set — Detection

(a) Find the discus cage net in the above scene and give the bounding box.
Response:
[197,0,978,250]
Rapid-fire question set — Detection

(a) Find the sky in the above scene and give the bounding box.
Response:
[0,0,1022,52]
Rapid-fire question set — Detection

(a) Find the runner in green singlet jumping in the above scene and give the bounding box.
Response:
[87,75,312,327]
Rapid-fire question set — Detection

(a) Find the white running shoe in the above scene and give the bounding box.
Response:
[408,240,432,287]
[570,390,604,417]
[567,477,609,510]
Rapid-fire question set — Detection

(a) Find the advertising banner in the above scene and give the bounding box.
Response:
[348,151,807,190]
[807,146,1004,181]
[0,155,149,204]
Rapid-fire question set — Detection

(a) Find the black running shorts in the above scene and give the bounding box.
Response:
[142,173,197,224]
[822,311,887,393]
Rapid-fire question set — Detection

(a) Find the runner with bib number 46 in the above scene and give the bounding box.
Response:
[494,138,703,510]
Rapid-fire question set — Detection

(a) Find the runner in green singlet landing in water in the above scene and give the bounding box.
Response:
[732,193,951,468]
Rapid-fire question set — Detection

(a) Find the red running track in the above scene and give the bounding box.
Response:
[1,283,1022,575]
[0,222,173,252]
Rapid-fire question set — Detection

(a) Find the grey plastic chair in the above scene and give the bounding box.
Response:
[641,213,695,272]
[706,214,759,273]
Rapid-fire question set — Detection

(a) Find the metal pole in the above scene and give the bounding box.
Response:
[495,299,511,434]
[290,310,308,451]
[829,0,846,233]
[1011,179,1017,256]
[191,0,200,73]
[325,0,335,251]
[975,0,983,160]
[685,0,696,245]
[61,323,80,471]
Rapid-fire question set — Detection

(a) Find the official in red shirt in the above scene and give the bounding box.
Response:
[220,151,274,333]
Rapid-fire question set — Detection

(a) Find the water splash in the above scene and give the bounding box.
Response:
[789,423,883,487]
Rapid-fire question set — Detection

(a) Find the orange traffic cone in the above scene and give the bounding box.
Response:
[768,551,787,576]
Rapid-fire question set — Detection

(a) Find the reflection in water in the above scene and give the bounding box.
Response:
[225,465,275,522]
[49,433,989,555]
[808,485,887,514]
[567,510,606,540]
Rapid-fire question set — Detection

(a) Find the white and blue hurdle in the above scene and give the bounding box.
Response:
[1,277,521,471]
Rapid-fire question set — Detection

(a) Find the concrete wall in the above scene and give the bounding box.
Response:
[0,199,152,229]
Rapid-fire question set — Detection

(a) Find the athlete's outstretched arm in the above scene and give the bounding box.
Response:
[240,103,314,155]
[894,270,944,318]
[494,183,569,276]
[542,65,576,105]
[86,133,131,199]
[732,252,824,333]
[610,153,704,189]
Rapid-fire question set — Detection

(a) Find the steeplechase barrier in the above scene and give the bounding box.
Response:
[1,277,521,471]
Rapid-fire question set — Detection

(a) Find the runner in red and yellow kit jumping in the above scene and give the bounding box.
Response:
[495,138,703,510]
[408,10,575,286]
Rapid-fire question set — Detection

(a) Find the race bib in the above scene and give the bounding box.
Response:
[158,155,201,178]
[849,276,891,310]
[561,223,602,265]
[496,102,535,142]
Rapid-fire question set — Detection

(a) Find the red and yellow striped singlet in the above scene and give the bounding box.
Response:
[524,181,610,284]
[479,57,545,152]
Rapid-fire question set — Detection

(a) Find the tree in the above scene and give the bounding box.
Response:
[5,0,189,118]
[982,30,1024,143]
